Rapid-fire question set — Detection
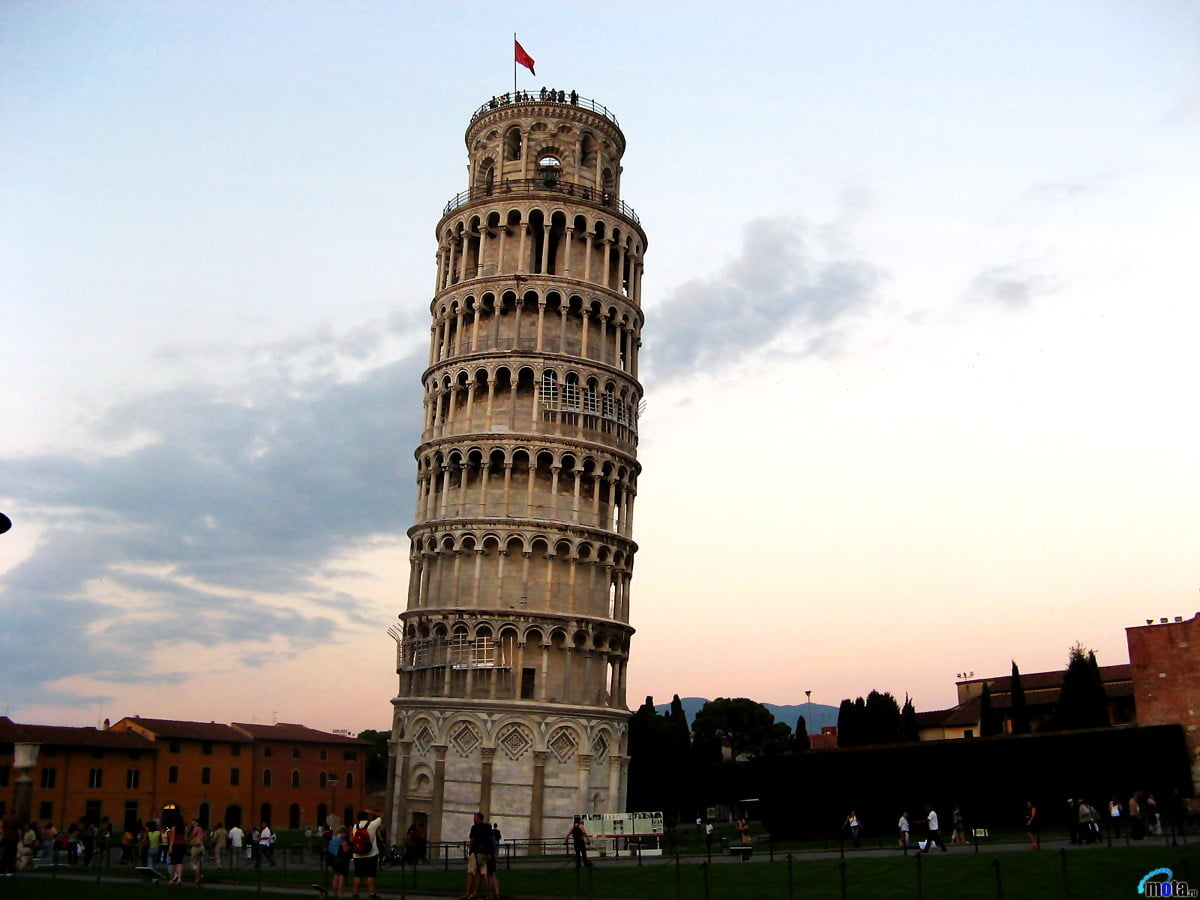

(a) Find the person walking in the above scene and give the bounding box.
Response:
[1026,801,1041,850]
[257,822,275,867]
[187,818,205,883]
[919,805,947,853]
[227,823,244,868]
[566,816,591,868]
[487,820,502,900]
[843,810,862,848]
[464,812,493,898]
[897,811,910,850]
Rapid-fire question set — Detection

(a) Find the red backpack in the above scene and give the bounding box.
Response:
[350,825,373,855]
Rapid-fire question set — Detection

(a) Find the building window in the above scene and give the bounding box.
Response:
[169,740,181,753]
[202,742,213,756]
[126,770,140,790]
[40,768,56,789]
[262,769,272,788]
[231,745,241,757]
[0,764,9,787]
[230,768,240,787]
[345,772,354,789]
[88,768,103,789]
[201,767,212,785]
[319,749,328,762]
[263,747,273,758]
[319,772,327,788]
[342,751,357,762]
[290,770,300,788]
[168,766,179,785]
[291,747,300,760]
[39,801,53,820]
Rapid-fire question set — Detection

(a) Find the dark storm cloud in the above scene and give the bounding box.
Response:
[643,218,883,385]
[0,345,427,704]
[965,264,1058,309]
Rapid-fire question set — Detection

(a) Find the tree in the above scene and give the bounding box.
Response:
[627,696,667,812]
[979,683,999,737]
[838,692,902,747]
[1010,661,1031,733]
[691,698,788,761]
[900,695,919,742]
[356,729,390,792]
[1056,643,1109,730]
[794,715,811,752]
[864,691,902,744]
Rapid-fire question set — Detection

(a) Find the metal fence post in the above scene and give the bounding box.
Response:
[1059,848,1071,900]
[993,858,1003,900]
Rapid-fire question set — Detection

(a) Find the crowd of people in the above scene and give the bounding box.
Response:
[0,810,283,881]
[487,87,580,109]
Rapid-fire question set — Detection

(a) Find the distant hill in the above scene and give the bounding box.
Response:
[650,697,839,735]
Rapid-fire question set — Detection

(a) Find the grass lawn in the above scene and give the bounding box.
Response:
[11,844,1198,899]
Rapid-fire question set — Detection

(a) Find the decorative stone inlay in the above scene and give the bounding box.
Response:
[591,731,609,763]
[450,721,481,757]
[548,726,578,763]
[497,723,534,761]
[413,723,436,756]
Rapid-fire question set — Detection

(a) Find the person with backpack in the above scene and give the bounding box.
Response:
[464,812,493,900]
[327,826,351,898]
[349,808,383,900]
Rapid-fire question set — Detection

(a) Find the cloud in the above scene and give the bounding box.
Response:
[0,340,428,706]
[964,264,1059,309]
[643,217,883,385]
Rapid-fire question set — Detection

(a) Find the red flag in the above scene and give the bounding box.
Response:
[515,39,536,75]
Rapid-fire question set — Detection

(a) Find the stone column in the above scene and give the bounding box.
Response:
[575,753,593,816]
[607,754,622,814]
[479,748,496,819]
[429,744,449,848]
[389,738,412,838]
[530,751,549,842]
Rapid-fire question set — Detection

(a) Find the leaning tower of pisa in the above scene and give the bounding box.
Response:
[387,90,647,848]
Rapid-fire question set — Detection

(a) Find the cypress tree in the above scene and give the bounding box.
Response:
[901,694,919,742]
[795,714,811,752]
[1010,661,1031,733]
[1057,643,1109,730]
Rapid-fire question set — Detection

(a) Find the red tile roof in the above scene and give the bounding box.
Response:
[231,722,369,745]
[0,719,155,750]
[113,716,252,743]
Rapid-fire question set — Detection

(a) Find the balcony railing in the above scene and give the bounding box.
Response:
[442,177,640,225]
[469,91,620,129]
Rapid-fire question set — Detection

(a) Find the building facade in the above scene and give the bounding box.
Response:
[0,716,369,832]
[1127,612,1200,801]
[388,90,647,848]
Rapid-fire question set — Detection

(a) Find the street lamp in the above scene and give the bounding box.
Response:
[327,774,339,830]
[13,742,40,825]
[805,691,812,736]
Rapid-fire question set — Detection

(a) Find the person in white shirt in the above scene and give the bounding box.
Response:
[227,825,244,868]
[350,808,383,900]
[920,805,946,853]
[898,811,910,850]
[257,822,275,867]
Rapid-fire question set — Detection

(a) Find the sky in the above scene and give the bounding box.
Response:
[2,1,1198,735]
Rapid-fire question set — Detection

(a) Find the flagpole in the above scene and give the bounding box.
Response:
[513,33,518,95]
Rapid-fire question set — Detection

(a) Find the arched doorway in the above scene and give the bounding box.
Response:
[288,803,301,830]
[224,804,242,829]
